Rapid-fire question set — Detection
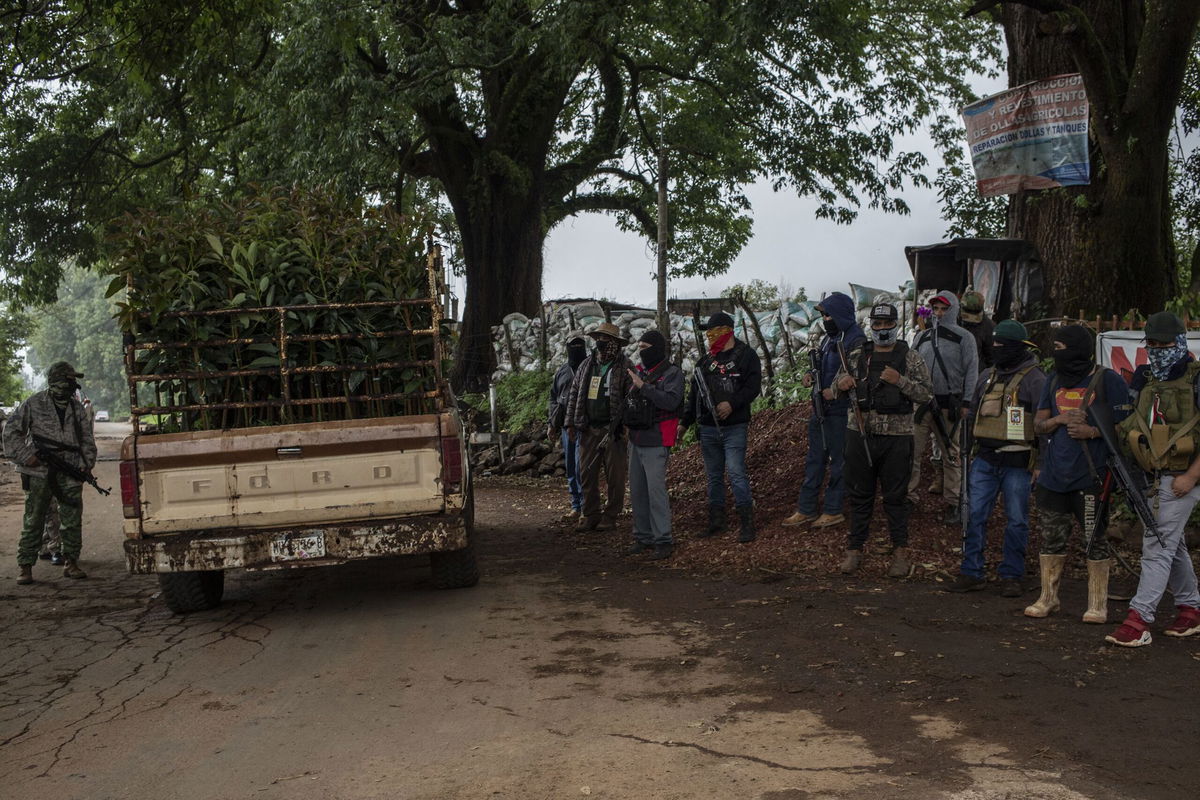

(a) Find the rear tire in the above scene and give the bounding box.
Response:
[431,481,478,589]
[159,570,225,614]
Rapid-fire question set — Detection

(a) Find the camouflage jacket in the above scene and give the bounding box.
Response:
[831,343,933,436]
[3,391,97,479]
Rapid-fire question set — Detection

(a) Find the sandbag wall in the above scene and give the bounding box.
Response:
[491,282,917,382]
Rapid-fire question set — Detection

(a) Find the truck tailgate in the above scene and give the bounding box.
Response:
[127,416,446,535]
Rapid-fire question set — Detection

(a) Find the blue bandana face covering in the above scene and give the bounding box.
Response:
[1148,333,1188,381]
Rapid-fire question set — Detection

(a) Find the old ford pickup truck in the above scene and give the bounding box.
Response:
[119,247,476,613]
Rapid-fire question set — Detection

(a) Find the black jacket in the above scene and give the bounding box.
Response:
[682,340,762,428]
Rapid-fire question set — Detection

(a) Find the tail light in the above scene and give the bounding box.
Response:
[119,461,140,518]
[440,435,463,489]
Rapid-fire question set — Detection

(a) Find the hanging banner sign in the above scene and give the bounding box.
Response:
[961,73,1090,197]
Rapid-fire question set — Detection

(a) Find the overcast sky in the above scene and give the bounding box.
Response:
[536,73,1012,310]
[542,179,948,308]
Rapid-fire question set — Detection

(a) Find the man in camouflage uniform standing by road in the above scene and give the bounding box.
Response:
[5,362,97,584]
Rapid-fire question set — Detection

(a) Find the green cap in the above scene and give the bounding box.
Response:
[993,319,1029,343]
[47,361,84,381]
[1145,311,1185,343]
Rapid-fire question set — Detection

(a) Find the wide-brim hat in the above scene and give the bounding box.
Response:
[588,321,629,344]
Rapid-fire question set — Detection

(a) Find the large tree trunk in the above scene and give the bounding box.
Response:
[1001,4,1180,320]
[445,183,545,393]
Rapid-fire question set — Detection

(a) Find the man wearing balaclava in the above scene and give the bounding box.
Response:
[680,311,762,542]
[910,291,979,525]
[944,320,1046,597]
[1106,312,1200,646]
[1025,325,1130,625]
[959,290,996,369]
[784,291,865,530]
[831,303,933,577]
[5,361,98,584]
[623,330,684,560]
[548,330,589,522]
[564,323,633,532]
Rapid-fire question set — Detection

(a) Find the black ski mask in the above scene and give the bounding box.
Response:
[992,339,1027,369]
[822,317,839,336]
[566,339,587,370]
[1052,325,1094,385]
[639,330,667,370]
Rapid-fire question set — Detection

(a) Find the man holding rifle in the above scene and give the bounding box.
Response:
[909,291,979,525]
[1106,312,1200,647]
[832,304,933,577]
[6,361,98,584]
[680,312,762,543]
[944,320,1045,597]
[783,292,864,530]
[1024,325,1130,624]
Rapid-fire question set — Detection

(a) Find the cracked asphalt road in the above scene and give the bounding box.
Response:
[1,429,1193,799]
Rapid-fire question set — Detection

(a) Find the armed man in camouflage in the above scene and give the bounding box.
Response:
[832,304,934,577]
[5,362,97,584]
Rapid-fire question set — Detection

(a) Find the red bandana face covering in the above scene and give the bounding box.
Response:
[706,327,733,356]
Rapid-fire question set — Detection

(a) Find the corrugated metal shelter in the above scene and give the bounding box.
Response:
[904,238,1043,322]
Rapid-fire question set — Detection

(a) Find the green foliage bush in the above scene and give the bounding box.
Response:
[491,370,555,435]
[104,186,443,429]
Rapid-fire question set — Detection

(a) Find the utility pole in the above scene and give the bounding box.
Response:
[656,146,668,336]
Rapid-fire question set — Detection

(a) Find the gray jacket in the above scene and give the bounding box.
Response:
[4,391,97,479]
[913,292,979,408]
[548,362,576,428]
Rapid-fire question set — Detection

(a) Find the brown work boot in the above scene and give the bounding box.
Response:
[812,513,846,528]
[17,565,33,585]
[840,549,862,575]
[62,559,87,579]
[887,547,911,579]
[781,512,818,528]
[576,515,599,532]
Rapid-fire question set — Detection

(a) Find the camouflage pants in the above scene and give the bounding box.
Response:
[1037,488,1109,560]
[40,499,61,554]
[17,474,82,566]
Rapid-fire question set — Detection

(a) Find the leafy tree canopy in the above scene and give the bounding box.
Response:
[2,0,1002,386]
[26,266,127,415]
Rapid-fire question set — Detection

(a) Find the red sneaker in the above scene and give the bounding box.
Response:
[1105,609,1152,648]
[1164,605,1200,638]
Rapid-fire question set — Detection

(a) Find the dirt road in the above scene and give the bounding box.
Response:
[1,430,1194,799]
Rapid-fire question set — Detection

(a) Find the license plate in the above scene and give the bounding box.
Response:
[270,533,326,561]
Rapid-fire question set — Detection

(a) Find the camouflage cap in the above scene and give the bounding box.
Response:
[960,290,985,313]
[47,361,84,381]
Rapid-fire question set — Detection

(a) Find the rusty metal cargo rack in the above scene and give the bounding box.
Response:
[126,246,450,432]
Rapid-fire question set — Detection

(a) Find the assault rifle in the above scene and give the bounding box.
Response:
[1088,397,1166,549]
[1085,470,1141,575]
[809,343,825,450]
[32,434,111,502]
[835,341,872,467]
[693,364,725,441]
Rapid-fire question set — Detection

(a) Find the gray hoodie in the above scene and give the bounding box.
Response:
[913,291,979,409]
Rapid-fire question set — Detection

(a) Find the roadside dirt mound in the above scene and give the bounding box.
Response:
[666,404,1060,581]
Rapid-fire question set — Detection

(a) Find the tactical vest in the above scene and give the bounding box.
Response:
[1119,361,1200,473]
[856,341,911,414]
[973,366,1037,447]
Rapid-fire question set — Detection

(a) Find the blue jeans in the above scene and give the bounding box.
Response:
[796,415,847,516]
[698,423,752,508]
[561,429,583,511]
[961,457,1032,580]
